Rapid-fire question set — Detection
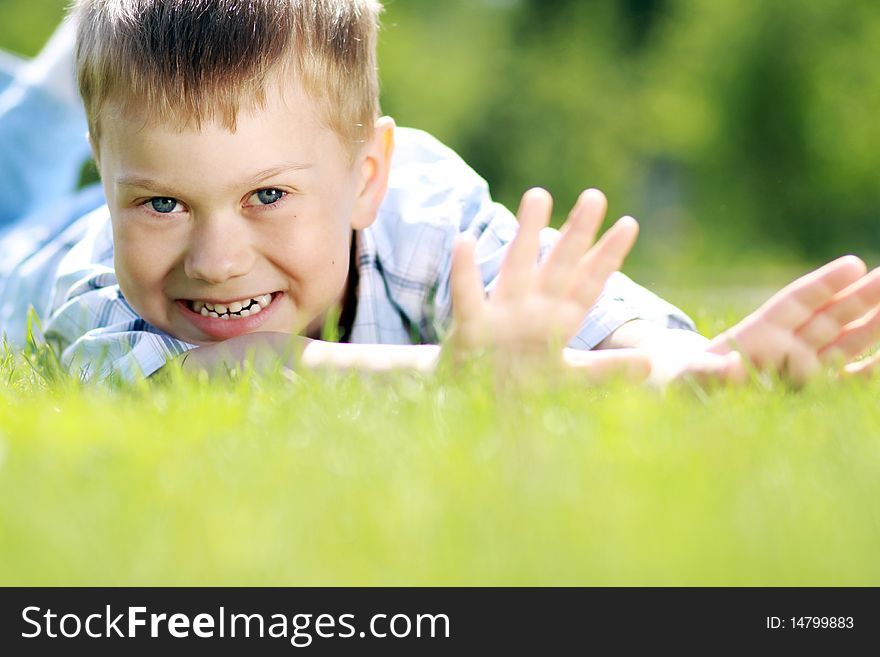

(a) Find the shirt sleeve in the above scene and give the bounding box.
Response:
[43,270,196,382]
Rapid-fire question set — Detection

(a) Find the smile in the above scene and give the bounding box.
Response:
[186,294,274,320]
[177,292,282,340]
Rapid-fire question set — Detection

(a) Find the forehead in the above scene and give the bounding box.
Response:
[97,77,346,181]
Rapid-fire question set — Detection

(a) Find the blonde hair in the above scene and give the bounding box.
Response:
[73,0,382,155]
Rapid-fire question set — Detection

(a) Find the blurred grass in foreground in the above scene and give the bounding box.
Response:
[1,341,879,586]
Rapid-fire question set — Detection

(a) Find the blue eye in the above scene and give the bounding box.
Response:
[255,188,285,205]
[150,198,179,213]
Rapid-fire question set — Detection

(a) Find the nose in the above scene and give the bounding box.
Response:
[183,213,254,284]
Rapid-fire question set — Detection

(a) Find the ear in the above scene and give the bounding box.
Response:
[350,116,395,231]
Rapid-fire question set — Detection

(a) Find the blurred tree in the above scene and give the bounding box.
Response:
[621,0,667,46]
[639,0,880,257]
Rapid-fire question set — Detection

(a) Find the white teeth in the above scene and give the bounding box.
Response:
[190,293,273,318]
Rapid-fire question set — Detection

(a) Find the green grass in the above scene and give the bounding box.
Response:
[2,333,879,586]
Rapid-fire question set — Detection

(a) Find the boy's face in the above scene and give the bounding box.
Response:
[95,80,391,346]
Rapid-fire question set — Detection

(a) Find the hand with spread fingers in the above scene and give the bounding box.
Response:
[607,256,880,387]
[447,187,650,382]
[706,256,880,384]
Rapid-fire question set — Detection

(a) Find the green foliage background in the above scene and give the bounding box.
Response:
[4,0,878,267]
[379,0,880,266]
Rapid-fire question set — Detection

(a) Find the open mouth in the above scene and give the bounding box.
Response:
[186,293,275,320]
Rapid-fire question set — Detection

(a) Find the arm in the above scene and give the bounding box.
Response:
[179,332,441,375]
[179,331,650,385]
[595,319,743,386]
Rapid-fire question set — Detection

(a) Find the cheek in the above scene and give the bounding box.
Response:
[112,219,180,299]
[265,221,351,302]
[268,199,353,268]
[272,225,349,275]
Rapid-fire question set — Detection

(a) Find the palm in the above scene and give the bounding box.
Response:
[448,188,647,382]
[708,256,880,383]
[451,188,637,356]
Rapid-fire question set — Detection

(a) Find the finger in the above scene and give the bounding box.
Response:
[562,347,651,384]
[796,267,880,347]
[568,216,639,309]
[820,305,880,361]
[842,350,880,378]
[794,312,846,352]
[536,188,606,296]
[493,188,553,301]
[717,351,749,385]
[820,266,880,324]
[757,255,867,329]
[450,234,486,322]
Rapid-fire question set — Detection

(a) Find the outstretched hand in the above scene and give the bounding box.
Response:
[706,255,880,384]
[448,187,648,383]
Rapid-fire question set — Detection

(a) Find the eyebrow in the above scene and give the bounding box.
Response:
[114,161,314,192]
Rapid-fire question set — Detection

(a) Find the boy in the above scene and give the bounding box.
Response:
[1,1,879,385]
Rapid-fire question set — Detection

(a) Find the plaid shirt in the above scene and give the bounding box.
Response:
[3,128,694,381]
